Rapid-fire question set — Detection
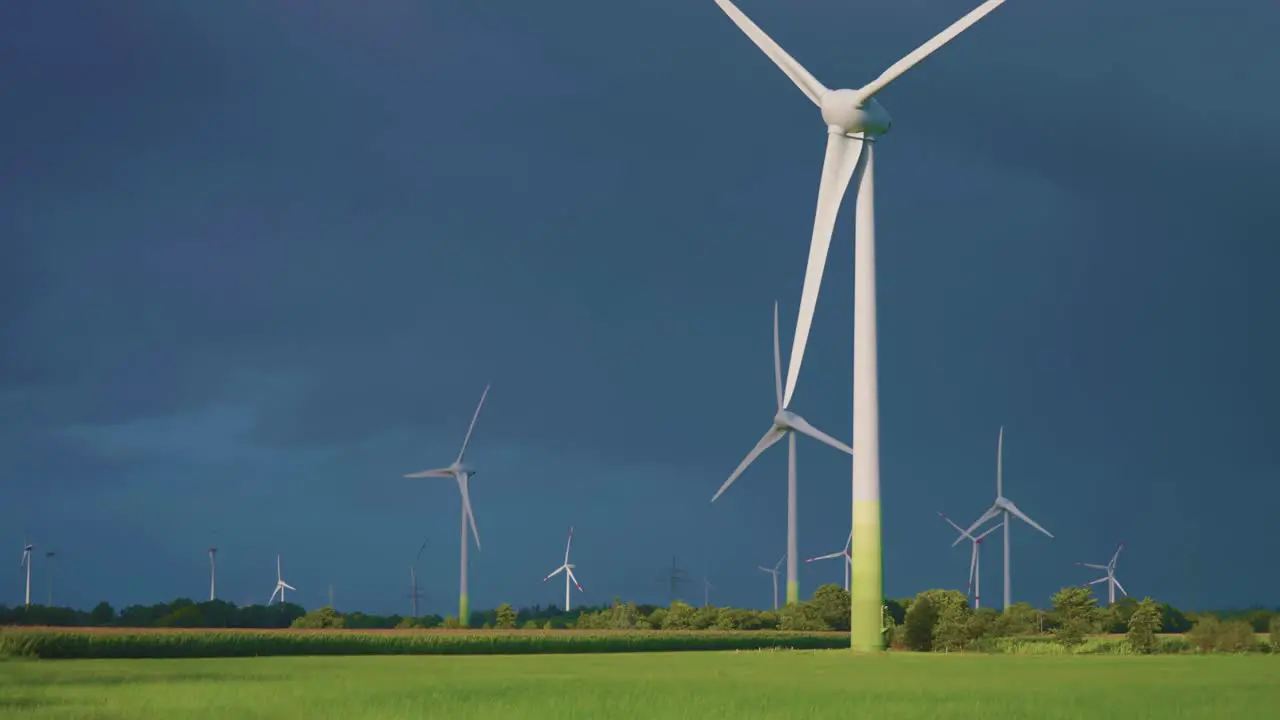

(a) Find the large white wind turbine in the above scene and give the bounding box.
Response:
[712,302,853,607]
[268,553,295,605]
[710,0,1016,651]
[1076,542,1128,606]
[19,541,33,608]
[957,427,1053,609]
[757,554,785,611]
[541,526,584,612]
[938,512,1003,609]
[804,530,853,592]
[404,383,490,627]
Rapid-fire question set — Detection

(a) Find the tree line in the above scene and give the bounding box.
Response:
[3,585,1278,653]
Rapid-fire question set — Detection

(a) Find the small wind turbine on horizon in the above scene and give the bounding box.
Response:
[541,527,584,612]
[268,553,295,605]
[938,512,1003,609]
[19,540,34,608]
[208,547,218,602]
[958,427,1053,609]
[712,301,853,608]
[404,384,490,627]
[1076,542,1128,606]
[757,554,785,611]
[804,530,853,592]
[708,0,1020,652]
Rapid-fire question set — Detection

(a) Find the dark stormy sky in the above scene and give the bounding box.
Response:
[3,1,1277,616]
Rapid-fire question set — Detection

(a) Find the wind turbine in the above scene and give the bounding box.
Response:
[804,530,853,592]
[702,575,715,608]
[938,512,1003,609]
[757,554,785,611]
[1076,542,1127,606]
[711,301,853,607]
[404,383,490,627]
[268,553,295,605]
[19,541,33,608]
[541,527,584,612]
[208,547,218,602]
[657,556,690,604]
[957,427,1053,609]
[410,537,428,619]
[710,0,1017,652]
[44,550,57,606]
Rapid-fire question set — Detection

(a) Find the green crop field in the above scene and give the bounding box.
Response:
[2,651,1276,719]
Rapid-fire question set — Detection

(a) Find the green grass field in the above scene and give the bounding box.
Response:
[2,651,1276,719]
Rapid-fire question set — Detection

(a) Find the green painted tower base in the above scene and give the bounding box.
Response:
[850,499,885,651]
[786,580,799,606]
[459,594,470,628]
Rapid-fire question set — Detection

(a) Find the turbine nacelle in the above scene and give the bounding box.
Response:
[821,91,892,137]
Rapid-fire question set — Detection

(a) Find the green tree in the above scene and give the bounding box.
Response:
[495,603,517,629]
[157,605,205,628]
[1051,586,1100,647]
[291,606,346,629]
[662,601,697,630]
[1125,597,1161,654]
[1158,603,1191,633]
[913,590,973,652]
[89,601,116,625]
[441,615,461,629]
[902,594,938,651]
[1269,615,1280,653]
[809,584,851,631]
[992,602,1041,637]
[778,601,829,631]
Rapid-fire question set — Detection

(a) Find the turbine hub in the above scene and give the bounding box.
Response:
[773,409,798,430]
[820,90,892,137]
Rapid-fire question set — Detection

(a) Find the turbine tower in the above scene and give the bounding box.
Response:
[268,553,295,605]
[757,554,785,610]
[208,547,218,602]
[19,541,34,608]
[657,556,690,604]
[410,537,428,618]
[804,530,853,592]
[404,384,490,627]
[709,0,1017,652]
[702,575,715,608]
[1076,542,1128,606]
[541,527,584,612]
[712,301,853,607]
[938,512,1003,609]
[958,427,1053,609]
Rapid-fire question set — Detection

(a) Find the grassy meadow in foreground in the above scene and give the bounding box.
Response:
[2,651,1277,720]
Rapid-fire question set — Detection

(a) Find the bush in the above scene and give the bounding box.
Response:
[1188,617,1259,653]
[1270,615,1280,653]
[1125,598,1160,654]
[494,604,517,629]
[291,607,345,630]
[902,595,937,651]
[777,602,829,631]
[1051,586,1100,647]
[0,628,852,659]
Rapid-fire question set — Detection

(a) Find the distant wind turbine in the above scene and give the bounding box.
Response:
[938,512,1003,609]
[404,384,490,627]
[268,553,295,605]
[757,554,785,611]
[958,427,1053,609]
[541,527,584,612]
[410,537,428,618]
[1076,542,1128,605]
[19,540,34,608]
[702,575,714,608]
[712,302,853,607]
[657,556,690,604]
[804,530,853,592]
[208,547,218,602]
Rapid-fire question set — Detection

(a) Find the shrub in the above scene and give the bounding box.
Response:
[291,607,345,630]
[441,616,461,629]
[1270,615,1280,653]
[493,604,517,629]
[1188,617,1259,653]
[902,595,937,651]
[1125,598,1160,654]
[777,602,829,631]
[1051,586,1100,647]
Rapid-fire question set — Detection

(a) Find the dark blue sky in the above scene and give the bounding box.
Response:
[3,0,1277,615]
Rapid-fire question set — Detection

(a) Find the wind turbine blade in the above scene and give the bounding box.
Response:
[1110,542,1125,568]
[805,551,845,562]
[1113,577,1128,597]
[277,554,282,582]
[1086,576,1108,586]
[956,505,1001,546]
[712,426,786,502]
[459,477,481,551]
[1076,562,1108,570]
[999,499,1053,538]
[456,383,490,463]
[782,133,865,408]
[268,587,281,604]
[854,0,1007,103]
[996,426,1003,497]
[967,544,978,596]
[787,414,854,455]
[542,566,566,582]
[282,582,296,591]
[774,554,786,571]
[937,511,968,538]
[772,301,783,412]
[974,522,1003,542]
[756,566,773,573]
[563,527,574,565]
[567,567,583,592]
[712,0,827,107]
[404,468,455,478]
